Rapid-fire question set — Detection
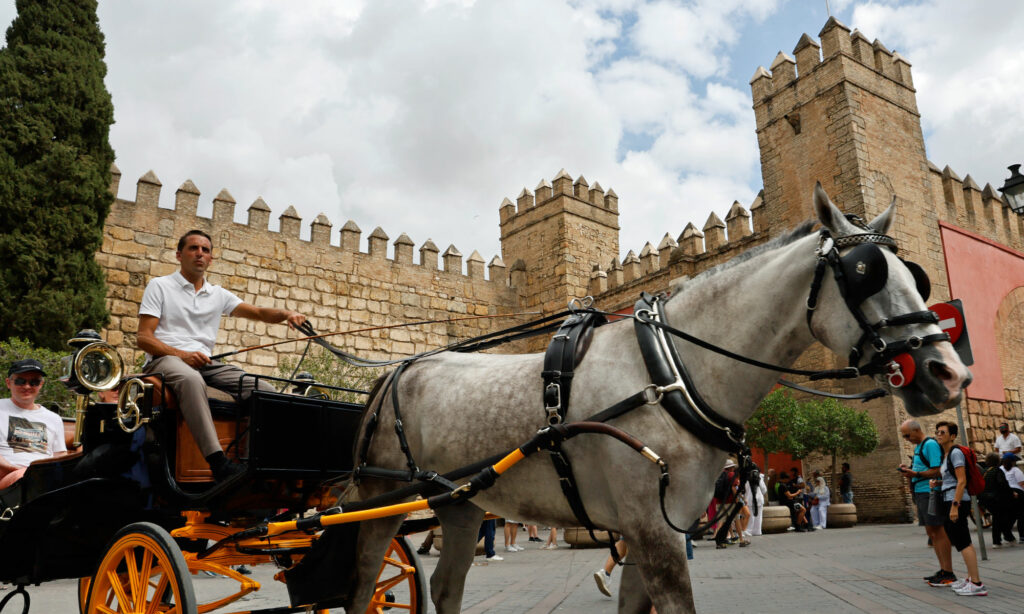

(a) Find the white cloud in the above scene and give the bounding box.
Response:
[6,0,1014,269]
[852,0,1024,188]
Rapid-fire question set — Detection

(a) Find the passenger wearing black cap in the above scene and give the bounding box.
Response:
[0,359,67,489]
[1000,451,1024,542]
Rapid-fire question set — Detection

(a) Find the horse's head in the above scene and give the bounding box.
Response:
[809,183,971,416]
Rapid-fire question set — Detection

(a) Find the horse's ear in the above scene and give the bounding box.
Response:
[867,194,896,235]
[813,182,858,235]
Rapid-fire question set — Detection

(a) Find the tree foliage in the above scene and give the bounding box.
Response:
[747,389,879,501]
[276,346,383,404]
[0,0,115,350]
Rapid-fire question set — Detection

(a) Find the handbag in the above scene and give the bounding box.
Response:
[811,496,820,506]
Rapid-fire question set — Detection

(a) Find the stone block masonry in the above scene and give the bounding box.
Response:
[100,167,518,374]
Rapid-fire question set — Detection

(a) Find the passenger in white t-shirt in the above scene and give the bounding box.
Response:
[994,423,1022,455]
[0,359,67,489]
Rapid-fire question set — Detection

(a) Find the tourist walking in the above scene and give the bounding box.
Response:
[809,472,830,529]
[994,422,1022,455]
[839,462,854,503]
[898,419,955,586]
[932,421,986,596]
[979,452,1015,548]
[1001,452,1024,541]
[744,466,767,536]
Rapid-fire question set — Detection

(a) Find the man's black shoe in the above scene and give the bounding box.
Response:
[213,460,246,483]
[417,547,430,555]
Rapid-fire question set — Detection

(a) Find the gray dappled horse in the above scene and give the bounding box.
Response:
[344,185,972,613]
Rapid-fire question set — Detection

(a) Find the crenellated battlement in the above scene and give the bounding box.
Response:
[749,18,914,108]
[927,160,1023,250]
[106,166,509,284]
[588,194,764,301]
[498,168,619,228]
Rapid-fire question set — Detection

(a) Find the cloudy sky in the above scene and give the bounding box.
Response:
[2,0,1021,267]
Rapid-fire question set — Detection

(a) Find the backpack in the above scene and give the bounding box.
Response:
[912,437,938,487]
[943,445,985,497]
[713,472,731,501]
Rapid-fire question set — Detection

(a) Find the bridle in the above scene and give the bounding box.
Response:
[805,223,948,389]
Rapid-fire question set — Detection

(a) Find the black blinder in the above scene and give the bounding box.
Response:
[839,243,888,305]
[901,259,931,302]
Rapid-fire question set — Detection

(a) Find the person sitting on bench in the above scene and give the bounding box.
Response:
[0,359,67,489]
[137,229,307,482]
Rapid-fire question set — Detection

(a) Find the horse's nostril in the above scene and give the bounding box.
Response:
[928,360,954,382]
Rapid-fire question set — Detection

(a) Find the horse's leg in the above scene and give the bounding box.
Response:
[431,503,486,614]
[344,514,406,613]
[626,529,695,614]
[617,559,653,614]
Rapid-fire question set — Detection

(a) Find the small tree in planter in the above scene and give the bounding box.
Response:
[747,390,879,502]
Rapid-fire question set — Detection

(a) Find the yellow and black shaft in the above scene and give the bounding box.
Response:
[199,421,664,557]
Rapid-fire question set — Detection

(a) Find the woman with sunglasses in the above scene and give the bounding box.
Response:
[931,421,987,597]
[0,359,67,489]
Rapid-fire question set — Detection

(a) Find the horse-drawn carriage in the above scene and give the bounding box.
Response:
[0,185,975,614]
[0,331,427,613]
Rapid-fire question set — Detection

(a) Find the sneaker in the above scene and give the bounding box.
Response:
[927,571,956,587]
[993,543,1003,549]
[485,554,503,561]
[954,581,988,596]
[417,546,430,555]
[949,577,970,591]
[593,570,612,597]
[505,546,516,552]
[235,565,252,576]
[514,544,525,551]
[529,537,543,543]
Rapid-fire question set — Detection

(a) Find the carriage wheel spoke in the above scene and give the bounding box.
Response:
[125,548,143,609]
[96,604,118,614]
[145,570,172,614]
[107,569,133,611]
[138,549,154,602]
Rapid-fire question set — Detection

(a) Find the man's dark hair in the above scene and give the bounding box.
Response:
[779,472,789,479]
[841,462,850,471]
[177,229,213,252]
[936,421,958,438]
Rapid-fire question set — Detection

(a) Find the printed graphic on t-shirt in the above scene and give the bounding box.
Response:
[8,416,49,454]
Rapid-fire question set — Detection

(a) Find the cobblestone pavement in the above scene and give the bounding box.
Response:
[15,523,1024,613]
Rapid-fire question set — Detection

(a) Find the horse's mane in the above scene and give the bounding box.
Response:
[668,220,816,295]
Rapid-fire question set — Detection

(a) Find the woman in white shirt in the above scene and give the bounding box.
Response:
[810,474,831,529]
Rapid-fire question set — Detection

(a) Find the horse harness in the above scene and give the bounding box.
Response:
[350,223,951,553]
[536,224,951,543]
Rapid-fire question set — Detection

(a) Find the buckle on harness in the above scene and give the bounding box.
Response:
[545,382,562,425]
[641,384,663,405]
[887,360,906,388]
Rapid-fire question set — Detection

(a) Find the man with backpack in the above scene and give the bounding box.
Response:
[897,420,954,586]
[931,421,987,596]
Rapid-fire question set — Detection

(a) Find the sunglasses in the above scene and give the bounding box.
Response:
[12,377,43,387]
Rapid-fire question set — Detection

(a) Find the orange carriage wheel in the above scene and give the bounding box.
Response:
[84,522,197,614]
[367,537,426,614]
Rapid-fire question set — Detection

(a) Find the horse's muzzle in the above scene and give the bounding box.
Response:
[893,343,972,416]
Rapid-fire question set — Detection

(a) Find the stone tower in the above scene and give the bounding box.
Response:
[499,170,620,321]
[751,19,956,520]
[750,18,937,253]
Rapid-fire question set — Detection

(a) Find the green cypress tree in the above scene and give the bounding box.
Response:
[0,0,115,350]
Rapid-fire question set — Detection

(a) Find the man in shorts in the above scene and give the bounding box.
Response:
[897,419,954,586]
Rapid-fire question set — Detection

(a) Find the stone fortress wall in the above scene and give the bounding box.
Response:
[100,168,519,373]
[96,18,1023,521]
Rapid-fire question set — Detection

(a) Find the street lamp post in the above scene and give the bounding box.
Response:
[1001,164,1024,213]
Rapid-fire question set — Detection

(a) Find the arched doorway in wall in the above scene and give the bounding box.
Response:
[994,287,1024,431]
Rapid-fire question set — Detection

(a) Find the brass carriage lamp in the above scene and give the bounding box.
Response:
[1000,164,1024,214]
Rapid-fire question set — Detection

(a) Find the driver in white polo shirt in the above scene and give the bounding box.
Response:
[137,229,307,482]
